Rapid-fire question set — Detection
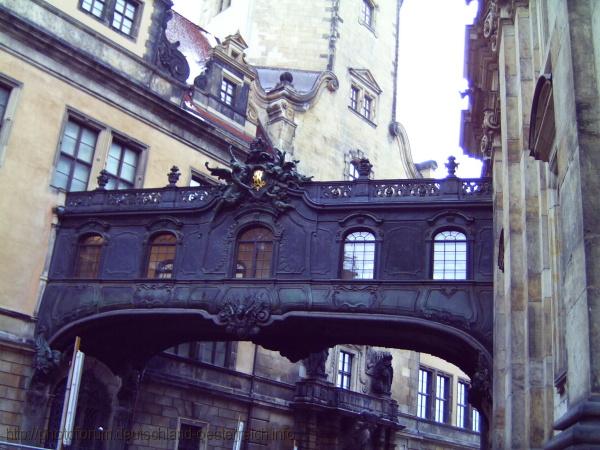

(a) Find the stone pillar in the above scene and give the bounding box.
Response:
[544,0,600,447]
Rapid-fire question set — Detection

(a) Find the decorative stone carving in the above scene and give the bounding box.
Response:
[205,138,312,213]
[470,353,492,408]
[343,412,377,450]
[155,10,190,82]
[96,169,109,190]
[303,349,329,379]
[167,165,180,187]
[366,350,393,396]
[445,156,459,177]
[33,334,62,380]
[217,297,271,338]
[355,158,373,179]
[482,0,499,52]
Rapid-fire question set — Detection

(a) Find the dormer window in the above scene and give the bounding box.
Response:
[220,78,235,106]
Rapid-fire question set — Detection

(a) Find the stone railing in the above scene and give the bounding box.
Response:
[63,177,491,213]
[292,378,399,423]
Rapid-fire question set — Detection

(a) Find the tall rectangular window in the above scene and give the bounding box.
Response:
[80,0,105,18]
[52,119,97,192]
[362,0,373,27]
[105,140,139,189]
[111,0,137,35]
[220,78,235,106]
[417,368,431,419]
[0,85,10,129]
[434,374,450,423]
[336,351,353,389]
[457,380,468,428]
[362,95,373,120]
[198,341,231,367]
[350,86,359,110]
[472,409,480,433]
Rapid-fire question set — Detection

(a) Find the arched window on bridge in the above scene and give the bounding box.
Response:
[432,230,467,280]
[235,226,274,279]
[341,230,375,279]
[75,234,104,278]
[146,232,177,279]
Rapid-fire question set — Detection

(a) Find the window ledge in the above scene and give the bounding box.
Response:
[358,19,377,37]
[348,106,377,128]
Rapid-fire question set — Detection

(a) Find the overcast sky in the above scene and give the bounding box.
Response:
[173,0,481,178]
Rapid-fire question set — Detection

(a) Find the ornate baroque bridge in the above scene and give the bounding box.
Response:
[38,140,493,405]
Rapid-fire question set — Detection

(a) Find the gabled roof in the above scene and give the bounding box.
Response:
[348,68,382,94]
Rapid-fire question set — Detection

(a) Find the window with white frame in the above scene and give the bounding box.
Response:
[434,373,450,423]
[361,0,374,29]
[342,231,376,279]
[362,95,373,120]
[81,0,105,18]
[220,78,235,106]
[111,0,138,35]
[417,367,451,423]
[105,140,139,189]
[472,408,480,433]
[457,380,468,428]
[0,75,21,168]
[350,86,359,111]
[348,69,381,124]
[433,230,467,280]
[336,351,353,389]
[417,368,431,419]
[79,0,141,38]
[51,119,98,192]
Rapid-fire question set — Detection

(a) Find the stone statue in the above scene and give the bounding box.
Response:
[303,349,329,379]
[366,350,393,396]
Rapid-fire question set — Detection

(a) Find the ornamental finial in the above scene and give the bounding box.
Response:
[168,166,181,187]
[445,156,459,178]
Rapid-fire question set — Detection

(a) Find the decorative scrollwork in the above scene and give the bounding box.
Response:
[155,10,190,82]
[107,191,162,206]
[374,182,440,197]
[217,297,271,338]
[321,184,352,199]
[462,180,492,195]
[180,189,211,203]
[482,0,499,52]
[66,193,93,207]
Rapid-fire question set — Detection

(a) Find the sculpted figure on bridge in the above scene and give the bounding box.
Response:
[303,348,329,379]
[205,138,312,213]
[367,350,393,396]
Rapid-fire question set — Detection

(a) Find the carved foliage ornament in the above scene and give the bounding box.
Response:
[205,138,312,213]
[217,297,271,338]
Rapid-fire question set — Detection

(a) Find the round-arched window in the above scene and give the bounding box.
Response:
[433,230,467,280]
[75,234,104,278]
[342,231,376,279]
[146,233,177,279]
[235,227,274,279]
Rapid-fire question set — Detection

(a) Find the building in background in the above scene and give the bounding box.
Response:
[0,1,487,450]
[461,0,600,448]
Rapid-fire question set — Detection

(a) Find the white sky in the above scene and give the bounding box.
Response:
[397,0,480,178]
[173,0,481,178]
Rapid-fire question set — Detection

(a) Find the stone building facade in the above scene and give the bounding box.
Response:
[461,0,600,448]
[0,1,484,450]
